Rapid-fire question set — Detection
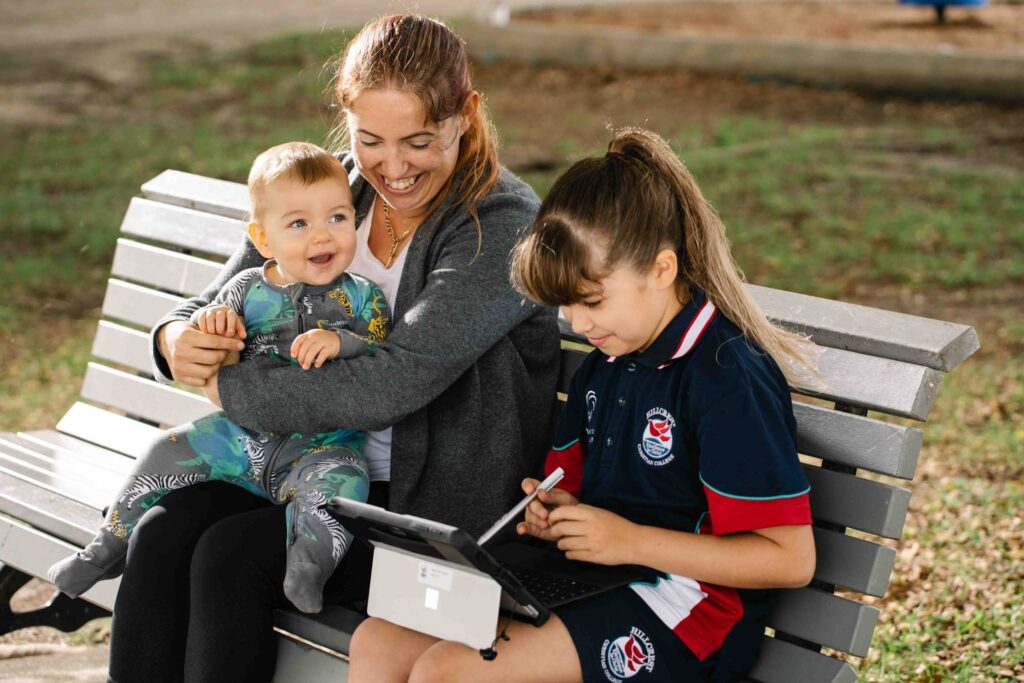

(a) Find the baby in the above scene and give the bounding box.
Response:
[48,141,389,613]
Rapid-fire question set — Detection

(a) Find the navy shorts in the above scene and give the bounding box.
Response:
[556,586,717,683]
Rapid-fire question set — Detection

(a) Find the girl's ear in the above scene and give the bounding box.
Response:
[652,248,679,290]
[248,222,274,259]
[459,91,480,136]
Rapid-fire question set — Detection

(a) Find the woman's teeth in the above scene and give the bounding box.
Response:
[386,175,419,191]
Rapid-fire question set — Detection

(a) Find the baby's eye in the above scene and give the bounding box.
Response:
[329,213,347,224]
[288,219,307,229]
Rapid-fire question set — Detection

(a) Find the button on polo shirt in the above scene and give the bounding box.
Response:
[543,288,812,665]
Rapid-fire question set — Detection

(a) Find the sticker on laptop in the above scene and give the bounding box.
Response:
[417,561,454,591]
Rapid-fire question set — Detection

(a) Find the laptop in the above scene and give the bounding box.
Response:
[326,497,650,648]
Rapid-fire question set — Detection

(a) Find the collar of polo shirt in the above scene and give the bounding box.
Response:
[623,288,719,370]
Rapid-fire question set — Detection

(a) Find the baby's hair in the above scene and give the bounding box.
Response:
[248,142,348,223]
[511,127,818,385]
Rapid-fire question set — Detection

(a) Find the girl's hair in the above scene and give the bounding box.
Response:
[330,14,500,235]
[511,127,818,385]
[248,141,347,223]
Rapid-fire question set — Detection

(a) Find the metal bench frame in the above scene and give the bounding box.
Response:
[0,170,979,682]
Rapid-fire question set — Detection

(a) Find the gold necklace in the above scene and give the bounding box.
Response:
[381,202,414,269]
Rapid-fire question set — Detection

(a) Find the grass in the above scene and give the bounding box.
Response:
[1,29,1021,681]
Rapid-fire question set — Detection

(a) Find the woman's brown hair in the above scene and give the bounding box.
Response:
[331,14,500,236]
[511,127,819,385]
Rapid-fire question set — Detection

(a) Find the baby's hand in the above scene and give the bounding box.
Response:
[193,305,247,339]
[291,329,341,370]
[516,477,579,542]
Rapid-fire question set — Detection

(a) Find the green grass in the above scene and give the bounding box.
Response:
[1,29,1022,681]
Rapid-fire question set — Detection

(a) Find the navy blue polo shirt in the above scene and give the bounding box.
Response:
[545,288,811,665]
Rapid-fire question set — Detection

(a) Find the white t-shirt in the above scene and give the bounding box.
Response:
[347,199,409,482]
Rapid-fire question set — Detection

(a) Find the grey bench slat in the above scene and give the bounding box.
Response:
[141,169,250,221]
[748,284,980,373]
[120,197,246,259]
[812,527,895,598]
[0,450,111,510]
[57,402,163,459]
[0,517,118,609]
[112,237,225,297]
[770,587,878,657]
[557,320,943,421]
[0,469,99,546]
[93,321,155,376]
[81,363,217,429]
[794,402,921,480]
[272,634,349,683]
[747,636,856,683]
[7,431,133,477]
[806,466,911,540]
[0,436,126,492]
[274,606,366,658]
[102,278,184,329]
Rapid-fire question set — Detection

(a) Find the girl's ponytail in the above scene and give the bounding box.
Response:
[512,127,819,386]
[613,128,818,385]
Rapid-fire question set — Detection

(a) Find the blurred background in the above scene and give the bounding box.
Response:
[0,1,1021,681]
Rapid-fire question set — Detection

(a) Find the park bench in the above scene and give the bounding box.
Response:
[0,169,979,682]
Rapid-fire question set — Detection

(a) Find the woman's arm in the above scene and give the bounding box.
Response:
[216,188,549,434]
[547,504,816,589]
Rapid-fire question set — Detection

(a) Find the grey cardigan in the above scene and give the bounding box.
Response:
[152,156,561,536]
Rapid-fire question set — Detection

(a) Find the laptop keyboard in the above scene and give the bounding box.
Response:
[507,566,604,605]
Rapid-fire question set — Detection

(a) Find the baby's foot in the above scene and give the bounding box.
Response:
[47,529,126,598]
[283,562,325,614]
[47,553,124,598]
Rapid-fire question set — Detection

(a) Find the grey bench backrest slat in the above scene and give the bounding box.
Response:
[120,198,246,259]
[747,284,980,372]
[559,321,944,421]
[771,588,878,657]
[812,527,896,598]
[57,402,163,459]
[141,170,250,221]
[112,237,224,297]
[806,466,911,539]
[103,279,184,330]
[93,321,154,375]
[747,637,856,683]
[80,363,216,428]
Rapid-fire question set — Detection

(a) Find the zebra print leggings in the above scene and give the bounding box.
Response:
[101,412,369,611]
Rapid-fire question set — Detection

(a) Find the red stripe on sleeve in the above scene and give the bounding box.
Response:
[705,486,811,535]
[545,442,584,497]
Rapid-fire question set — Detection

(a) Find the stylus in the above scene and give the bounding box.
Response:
[477,467,565,546]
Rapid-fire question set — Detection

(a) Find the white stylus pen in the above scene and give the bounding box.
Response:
[477,467,565,546]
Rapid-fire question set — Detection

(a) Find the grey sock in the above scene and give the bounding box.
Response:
[283,561,325,614]
[47,528,127,598]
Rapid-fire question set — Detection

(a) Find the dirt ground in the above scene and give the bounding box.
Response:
[520,1,1024,53]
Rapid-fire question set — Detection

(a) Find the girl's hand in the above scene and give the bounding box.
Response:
[548,504,639,566]
[158,320,245,387]
[193,305,247,339]
[290,330,341,370]
[516,478,579,542]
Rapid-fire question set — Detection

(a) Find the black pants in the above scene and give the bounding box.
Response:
[107,480,387,683]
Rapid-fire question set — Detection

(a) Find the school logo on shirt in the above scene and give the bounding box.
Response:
[638,408,676,466]
[586,390,598,422]
[600,626,656,682]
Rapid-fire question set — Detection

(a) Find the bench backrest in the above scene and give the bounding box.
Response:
[67,170,978,683]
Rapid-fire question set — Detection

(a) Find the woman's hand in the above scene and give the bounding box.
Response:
[516,478,579,542]
[547,504,639,566]
[158,320,245,387]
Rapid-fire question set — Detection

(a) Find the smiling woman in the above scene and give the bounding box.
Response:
[106,14,560,683]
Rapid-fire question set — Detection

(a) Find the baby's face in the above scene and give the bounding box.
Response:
[255,176,356,286]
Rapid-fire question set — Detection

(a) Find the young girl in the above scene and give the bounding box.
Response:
[347,128,817,683]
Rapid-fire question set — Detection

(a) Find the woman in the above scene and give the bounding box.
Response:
[108,15,559,683]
